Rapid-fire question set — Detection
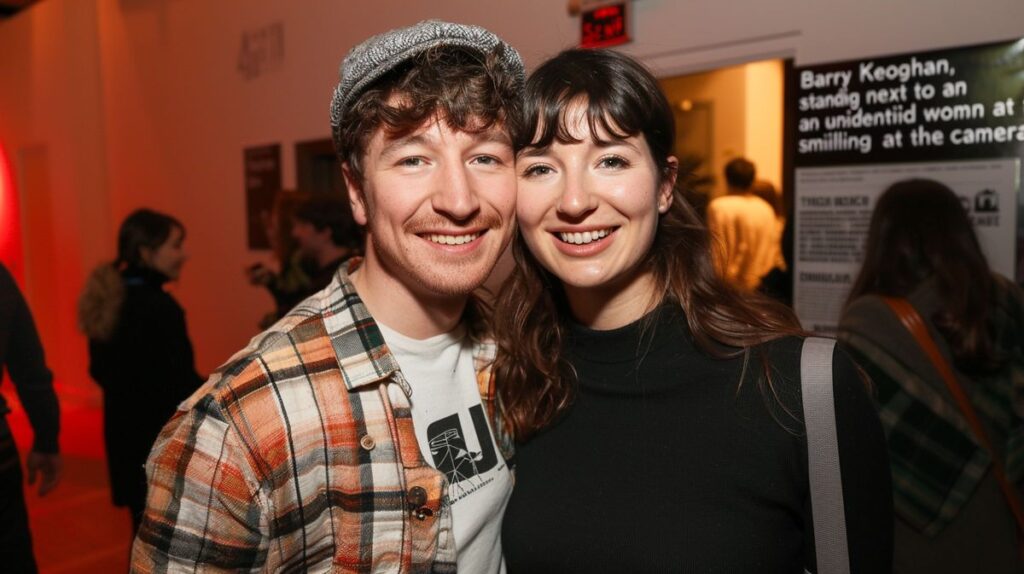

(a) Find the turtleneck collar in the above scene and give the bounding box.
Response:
[563,301,701,395]
[566,301,692,365]
[122,265,171,288]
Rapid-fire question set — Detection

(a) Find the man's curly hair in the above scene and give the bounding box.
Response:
[334,45,522,183]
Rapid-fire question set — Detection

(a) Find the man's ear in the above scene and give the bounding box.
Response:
[658,156,679,214]
[342,162,369,225]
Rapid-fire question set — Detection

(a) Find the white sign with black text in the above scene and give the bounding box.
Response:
[794,158,1020,333]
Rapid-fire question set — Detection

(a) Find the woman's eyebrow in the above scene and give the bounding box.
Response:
[518,146,551,159]
[593,138,639,151]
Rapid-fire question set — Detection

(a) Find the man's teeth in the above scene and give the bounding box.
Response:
[559,229,611,245]
[426,233,480,245]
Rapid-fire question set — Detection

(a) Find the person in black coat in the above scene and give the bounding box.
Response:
[78,209,203,533]
[0,262,61,573]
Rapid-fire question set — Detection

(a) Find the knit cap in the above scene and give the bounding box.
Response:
[329,20,524,154]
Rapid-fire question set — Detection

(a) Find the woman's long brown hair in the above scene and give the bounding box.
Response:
[845,178,1003,373]
[493,49,803,442]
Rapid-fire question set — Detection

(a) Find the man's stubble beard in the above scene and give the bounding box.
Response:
[364,215,507,299]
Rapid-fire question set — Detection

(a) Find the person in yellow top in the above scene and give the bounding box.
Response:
[706,158,781,290]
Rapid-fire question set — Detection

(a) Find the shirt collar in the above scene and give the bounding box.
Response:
[316,258,407,394]
[318,258,495,397]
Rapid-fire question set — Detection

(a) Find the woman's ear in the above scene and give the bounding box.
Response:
[139,246,155,267]
[658,156,679,214]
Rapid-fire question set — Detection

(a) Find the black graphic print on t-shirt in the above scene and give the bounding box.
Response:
[426,404,500,503]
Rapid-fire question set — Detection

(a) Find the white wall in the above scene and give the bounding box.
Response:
[629,0,1024,75]
[0,1,108,399]
[744,60,785,192]
[1,0,1022,390]
[659,64,749,196]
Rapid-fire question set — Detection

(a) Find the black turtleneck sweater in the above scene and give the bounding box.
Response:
[87,266,203,510]
[503,305,892,573]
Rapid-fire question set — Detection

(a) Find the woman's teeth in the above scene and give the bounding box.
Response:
[558,229,611,245]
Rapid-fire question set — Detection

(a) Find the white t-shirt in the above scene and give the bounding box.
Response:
[377,322,512,574]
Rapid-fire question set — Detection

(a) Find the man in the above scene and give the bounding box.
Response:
[0,262,62,573]
[247,194,360,323]
[131,20,523,573]
[290,194,362,292]
[706,157,781,291]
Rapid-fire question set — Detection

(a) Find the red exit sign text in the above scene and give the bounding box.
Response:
[580,2,630,48]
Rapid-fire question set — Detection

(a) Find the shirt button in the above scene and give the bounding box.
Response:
[407,486,427,509]
[359,434,375,451]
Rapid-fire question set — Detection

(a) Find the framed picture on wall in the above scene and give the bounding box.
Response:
[243,143,282,250]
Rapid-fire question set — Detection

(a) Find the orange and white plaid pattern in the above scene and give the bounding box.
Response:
[131,260,508,573]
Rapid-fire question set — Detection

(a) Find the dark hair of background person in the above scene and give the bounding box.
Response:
[751,179,784,218]
[293,194,363,251]
[724,157,756,190]
[846,178,1003,373]
[493,48,804,441]
[78,208,183,342]
[116,209,184,269]
[335,44,523,184]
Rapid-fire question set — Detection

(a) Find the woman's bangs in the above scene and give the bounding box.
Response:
[585,94,636,144]
[524,88,639,150]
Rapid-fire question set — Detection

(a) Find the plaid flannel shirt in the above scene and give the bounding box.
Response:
[839,274,1024,536]
[131,260,512,573]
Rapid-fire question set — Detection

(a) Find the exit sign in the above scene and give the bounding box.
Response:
[580,2,630,48]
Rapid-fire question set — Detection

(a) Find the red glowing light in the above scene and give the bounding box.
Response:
[0,142,24,280]
[580,2,630,49]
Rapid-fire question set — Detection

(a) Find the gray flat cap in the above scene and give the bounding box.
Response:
[329,20,524,151]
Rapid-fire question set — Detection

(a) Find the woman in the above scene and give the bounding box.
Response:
[495,49,892,573]
[78,208,203,532]
[839,179,1024,574]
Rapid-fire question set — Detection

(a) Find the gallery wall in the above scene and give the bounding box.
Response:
[1,0,1021,394]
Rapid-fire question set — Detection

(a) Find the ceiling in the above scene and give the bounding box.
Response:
[0,0,40,20]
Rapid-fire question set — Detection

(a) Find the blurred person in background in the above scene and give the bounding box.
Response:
[246,190,315,327]
[78,208,202,534]
[0,262,61,573]
[752,179,791,304]
[706,157,781,291]
[289,194,363,291]
[751,178,785,219]
[839,178,1024,574]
